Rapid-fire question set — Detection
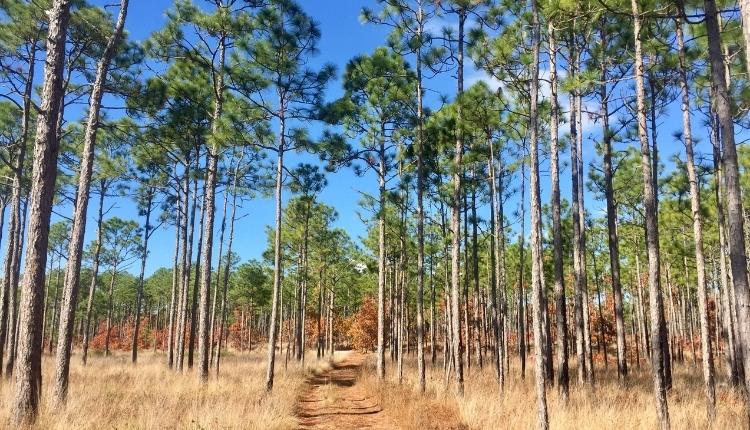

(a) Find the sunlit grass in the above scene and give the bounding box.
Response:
[0,348,327,430]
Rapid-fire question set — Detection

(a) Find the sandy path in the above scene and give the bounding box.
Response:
[296,352,399,429]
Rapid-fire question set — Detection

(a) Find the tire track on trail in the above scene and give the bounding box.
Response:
[296,352,399,429]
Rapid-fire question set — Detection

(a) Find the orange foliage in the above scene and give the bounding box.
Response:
[346,296,378,351]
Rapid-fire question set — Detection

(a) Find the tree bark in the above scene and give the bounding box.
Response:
[11,0,72,423]
[704,0,750,411]
[676,8,716,419]
[449,6,466,396]
[53,0,128,404]
[600,20,627,380]
[632,0,670,427]
[81,188,105,365]
[131,187,153,363]
[265,105,285,391]
[548,21,568,400]
[528,1,548,427]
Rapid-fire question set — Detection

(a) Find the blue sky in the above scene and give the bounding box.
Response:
[44,0,717,277]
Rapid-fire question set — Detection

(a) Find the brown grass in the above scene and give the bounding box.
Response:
[361,353,746,429]
[1,348,744,430]
[0,349,330,430]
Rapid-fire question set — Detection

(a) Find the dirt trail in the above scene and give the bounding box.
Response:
[296,352,399,429]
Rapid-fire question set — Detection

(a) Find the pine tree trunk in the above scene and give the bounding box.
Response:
[131,187,153,363]
[167,176,181,368]
[632,0,670,426]
[0,39,35,377]
[197,35,224,380]
[569,44,586,386]
[548,21,568,400]
[265,107,285,391]
[81,188,105,365]
[104,269,117,356]
[53,0,128,403]
[188,176,206,369]
[11,0,72,423]
[376,128,387,380]
[449,7,466,396]
[704,0,750,412]
[210,164,231,366]
[676,9,716,418]
[528,1,548,427]
[600,20,627,380]
[216,173,238,374]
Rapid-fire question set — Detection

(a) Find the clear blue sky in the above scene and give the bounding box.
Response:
[48,0,715,277]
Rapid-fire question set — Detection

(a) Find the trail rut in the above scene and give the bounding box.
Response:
[296,352,399,429]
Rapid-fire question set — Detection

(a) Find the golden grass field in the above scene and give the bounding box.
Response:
[0,349,746,429]
[361,354,748,429]
[0,350,329,430]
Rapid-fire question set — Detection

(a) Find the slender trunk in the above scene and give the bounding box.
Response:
[0,39,36,377]
[188,175,206,369]
[548,21,568,400]
[210,165,231,365]
[450,8,466,396]
[167,178,181,368]
[518,163,527,379]
[569,42,586,386]
[377,126,387,380]
[600,20,627,380]
[265,106,285,391]
[704,0,750,413]
[632,0,670,426]
[676,8,716,418]
[11,0,72,422]
[53,0,128,404]
[529,1,548,427]
[216,167,238,375]
[131,188,153,363]
[104,269,117,356]
[198,35,224,380]
[415,4,426,392]
[81,189,105,365]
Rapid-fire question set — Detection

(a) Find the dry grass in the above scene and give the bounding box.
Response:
[0,349,330,430]
[1,348,744,429]
[361,353,746,429]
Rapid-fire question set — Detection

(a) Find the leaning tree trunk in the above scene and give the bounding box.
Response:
[131,187,153,363]
[528,1,548,428]
[0,39,35,377]
[216,161,239,375]
[548,21,568,401]
[53,0,128,404]
[676,8,716,420]
[632,0,670,427]
[210,164,231,365]
[704,0,750,409]
[11,0,72,424]
[81,188,105,365]
[104,268,118,357]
